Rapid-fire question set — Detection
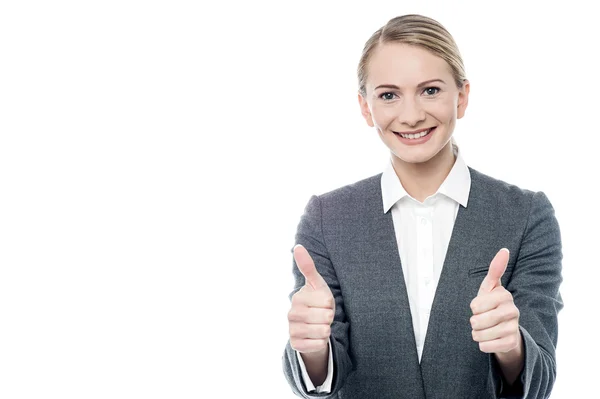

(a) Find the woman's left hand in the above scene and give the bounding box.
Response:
[470,248,522,354]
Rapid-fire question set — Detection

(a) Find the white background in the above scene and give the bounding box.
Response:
[0,1,597,398]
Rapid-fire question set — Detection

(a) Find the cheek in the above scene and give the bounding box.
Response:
[426,100,457,123]
[370,105,397,128]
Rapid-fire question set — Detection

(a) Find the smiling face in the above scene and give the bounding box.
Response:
[358,43,469,167]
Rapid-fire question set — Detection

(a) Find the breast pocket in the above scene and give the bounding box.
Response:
[468,262,515,289]
[468,264,514,277]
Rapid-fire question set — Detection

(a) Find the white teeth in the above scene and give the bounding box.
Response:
[399,128,431,139]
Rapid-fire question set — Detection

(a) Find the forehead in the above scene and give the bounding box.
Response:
[366,43,453,88]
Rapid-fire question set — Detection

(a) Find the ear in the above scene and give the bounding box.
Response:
[457,79,470,119]
[358,92,374,127]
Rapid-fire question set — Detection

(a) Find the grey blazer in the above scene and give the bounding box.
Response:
[282,166,563,399]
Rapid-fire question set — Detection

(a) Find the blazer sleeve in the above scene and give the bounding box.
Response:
[488,190,564,398]
[282,195,354,398]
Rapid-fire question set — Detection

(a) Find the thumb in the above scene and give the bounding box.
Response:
[294,244,327,291]
[478,248,510,296]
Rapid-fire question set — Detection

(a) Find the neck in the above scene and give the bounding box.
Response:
[391,142,456,203]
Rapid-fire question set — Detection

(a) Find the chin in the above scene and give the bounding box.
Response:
[391,151,435,164]
[391,143,448,164]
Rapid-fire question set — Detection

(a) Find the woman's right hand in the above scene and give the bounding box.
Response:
[288,244,336,355]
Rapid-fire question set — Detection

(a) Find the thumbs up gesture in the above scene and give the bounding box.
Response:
[470,248,522,354]
[288,244,335,354]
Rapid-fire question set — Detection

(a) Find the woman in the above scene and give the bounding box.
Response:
[283,14,563,399]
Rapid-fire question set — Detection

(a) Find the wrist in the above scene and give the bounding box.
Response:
[300,340,329,386]
[494,332,524,385]
[301,340,329,360]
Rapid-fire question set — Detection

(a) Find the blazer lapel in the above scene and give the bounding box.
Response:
[418,168,486,389]
[369,181,427,396]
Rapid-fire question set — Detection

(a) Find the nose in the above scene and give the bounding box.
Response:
[398,97,426,128]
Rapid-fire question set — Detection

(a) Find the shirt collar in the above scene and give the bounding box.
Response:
[381,146,471,213]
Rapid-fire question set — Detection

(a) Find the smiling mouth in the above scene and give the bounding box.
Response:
[393,127,436,139]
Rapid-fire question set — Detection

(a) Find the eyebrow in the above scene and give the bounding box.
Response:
[374,79,446,91]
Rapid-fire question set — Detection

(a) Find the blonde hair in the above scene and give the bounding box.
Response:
[357,14,466,153]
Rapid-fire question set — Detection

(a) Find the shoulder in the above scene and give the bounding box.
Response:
[468,166,539,208]
[468,166,559,232]
[314,172,382,209]
[467,167,561,257]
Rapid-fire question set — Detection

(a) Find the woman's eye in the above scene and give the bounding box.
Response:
[423,87,440,96]
[379,92,397,101]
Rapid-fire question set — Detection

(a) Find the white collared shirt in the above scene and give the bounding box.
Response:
[296,147,472,393]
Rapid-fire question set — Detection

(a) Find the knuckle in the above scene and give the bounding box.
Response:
[512,335,520,347]
[293,339,306,352]
[327,295,335,308]
[291,293,301,306]
[288,322,299,337]
[508,308,517,320]
[319,292,332,307]
[290,338,298,350]
[511,318,519,330]
[327,309,335,322]
[289,304,305,319]
[470,299,477,313]
[503,304,517,320]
